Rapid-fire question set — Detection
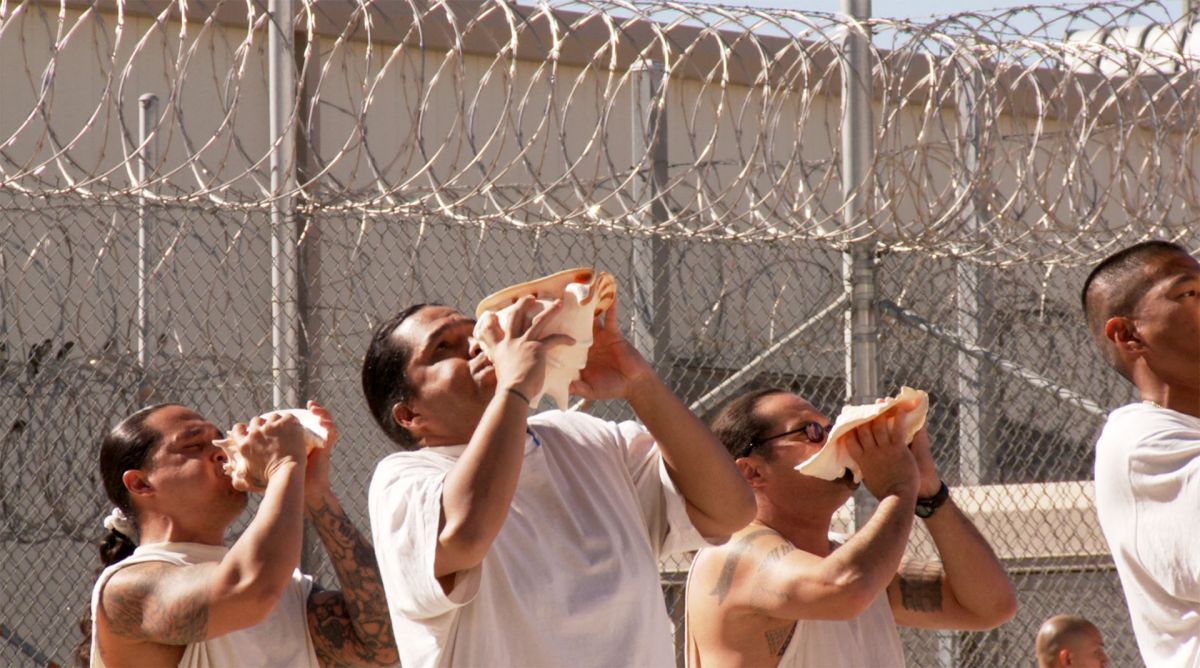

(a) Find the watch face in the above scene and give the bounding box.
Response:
[915,504,934,519]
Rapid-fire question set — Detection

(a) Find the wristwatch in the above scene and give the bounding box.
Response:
[915,481,949,519]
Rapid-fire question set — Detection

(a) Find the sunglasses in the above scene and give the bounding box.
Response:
[735,421,831,459]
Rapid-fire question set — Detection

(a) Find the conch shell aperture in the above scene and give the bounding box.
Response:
[212,408,328,490]
[474,267,617,410]
[794,386,929,482]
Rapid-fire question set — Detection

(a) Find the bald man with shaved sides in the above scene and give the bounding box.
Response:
[1083,240,1200,667]
[1035,615,1109,668]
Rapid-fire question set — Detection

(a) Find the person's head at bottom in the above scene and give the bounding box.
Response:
[1036,614,1109,668]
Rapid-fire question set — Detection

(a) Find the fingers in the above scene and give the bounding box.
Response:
[509,295,535,335]
[306,399,339,450]
[475,311,503,348]
[842,430,864,462]
[525,299,562,339]
[602,298,619,333]
[867,409,895,448]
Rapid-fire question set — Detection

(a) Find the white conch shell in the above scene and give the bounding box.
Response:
[474,268,617,410]
[212,408,328,489]
[794,386,929,482]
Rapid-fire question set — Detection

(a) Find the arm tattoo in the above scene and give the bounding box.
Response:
[749,542,797,611]
[709,529,775,605]
[764,624,796,657]
[759,542,796,571]
[307,498,397,666]
[899,562,944,613]
[102,563,209,645]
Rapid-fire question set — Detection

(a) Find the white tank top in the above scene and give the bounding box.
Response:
[89,542,320,668]
[775,587,906,667]
[686,534,907,668]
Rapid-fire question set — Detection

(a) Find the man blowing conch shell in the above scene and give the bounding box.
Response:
[685,387,1016,667]
[360,268,755,668]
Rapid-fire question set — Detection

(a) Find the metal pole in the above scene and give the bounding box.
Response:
[269,0,299,410]
[631,60,672,371]
[840,0,879,529]
[137,93,159,377]
[956,63,985,486]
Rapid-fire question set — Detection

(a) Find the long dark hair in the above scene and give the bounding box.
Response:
[362,303,433,449]
[76,403,173,665]
[98,403,174,564]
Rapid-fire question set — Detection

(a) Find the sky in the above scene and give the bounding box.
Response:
[687,1,1041,20]
[685,1,1185,21]
[661,1,1188,43]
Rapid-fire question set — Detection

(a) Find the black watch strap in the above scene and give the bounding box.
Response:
[915,481,949,518]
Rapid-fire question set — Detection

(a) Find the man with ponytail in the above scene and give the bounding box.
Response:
[83,402,398,668]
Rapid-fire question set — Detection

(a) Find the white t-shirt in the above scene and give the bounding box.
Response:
[89,542,318,668]
[368,409,715,668]
[1094,402,1200,668]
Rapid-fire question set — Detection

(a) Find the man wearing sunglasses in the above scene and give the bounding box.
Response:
[685,389,1015,667]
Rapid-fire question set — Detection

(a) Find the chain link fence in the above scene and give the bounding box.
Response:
[4,0,1200,665]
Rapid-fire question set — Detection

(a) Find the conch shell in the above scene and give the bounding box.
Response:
[795,386,929,482]
[213,408,328,490]
[474,268,617,410]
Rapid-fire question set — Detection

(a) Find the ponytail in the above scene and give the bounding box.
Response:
[78,403,172,665]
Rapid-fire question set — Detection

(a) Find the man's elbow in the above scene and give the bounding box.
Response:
[978,585,1018,629]
[216,571,290,627]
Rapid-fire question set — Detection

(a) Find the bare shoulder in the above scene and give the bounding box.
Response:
[100,560,214,644]
[689,527,805,664]
[692,525,787,607]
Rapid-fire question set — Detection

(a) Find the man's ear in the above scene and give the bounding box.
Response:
[1104,316,1144,353]
[392,402,418,431]
[736,457,767,490]
[122,469,154,498]
[1057,647,1072,667]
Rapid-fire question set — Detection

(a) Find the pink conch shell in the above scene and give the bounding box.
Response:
[212,408,328,489]
[794,386,929,482]
[474,268,617,410]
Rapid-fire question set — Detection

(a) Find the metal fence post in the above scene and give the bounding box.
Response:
[956,60,987,487]
[631,59,672,372]
[137,93,159,387]
[269,0,300,411]
[840,0,880,530]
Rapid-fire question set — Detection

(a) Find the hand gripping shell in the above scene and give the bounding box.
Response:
[474,268,617,410]
[212,409,328,490]
[794,386,929,482]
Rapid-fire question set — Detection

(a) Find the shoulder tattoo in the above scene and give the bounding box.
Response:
[102,563,209,645]
[709,529,776,605]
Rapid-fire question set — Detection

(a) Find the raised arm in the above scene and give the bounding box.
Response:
[99,414,309,645]
[734,413,921,620]
[301,402,398,667]
[571,299,755,537]
[434,299,572,583]
[887,427,1017,630]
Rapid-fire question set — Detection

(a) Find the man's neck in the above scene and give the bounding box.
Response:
[1138,384,1200,419]
[754,505,838,557]
[137,514,227,547]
